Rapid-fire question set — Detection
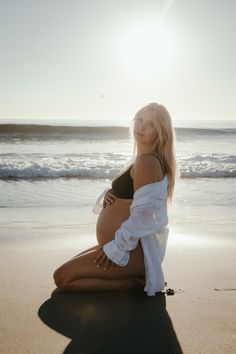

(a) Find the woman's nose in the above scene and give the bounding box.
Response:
[140,123,145,131]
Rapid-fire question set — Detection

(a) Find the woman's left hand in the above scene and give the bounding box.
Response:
[94,246,116,270]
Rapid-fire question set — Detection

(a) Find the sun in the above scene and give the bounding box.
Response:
[114,22,178,76]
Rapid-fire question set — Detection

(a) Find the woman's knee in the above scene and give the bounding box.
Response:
[53,266,69,289]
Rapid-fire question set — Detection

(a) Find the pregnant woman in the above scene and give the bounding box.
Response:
[53,102,177,296]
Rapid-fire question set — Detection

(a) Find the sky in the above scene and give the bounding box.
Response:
[0,0,235,123]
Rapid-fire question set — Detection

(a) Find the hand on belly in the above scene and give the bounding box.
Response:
[96,199,132,245]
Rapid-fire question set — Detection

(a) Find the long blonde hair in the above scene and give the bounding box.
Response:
[128,102,178,203]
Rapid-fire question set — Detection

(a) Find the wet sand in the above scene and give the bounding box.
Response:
[0,224,236,353]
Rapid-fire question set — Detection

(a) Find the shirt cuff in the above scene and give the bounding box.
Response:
[103,240,130,266]
[92,187,110,214]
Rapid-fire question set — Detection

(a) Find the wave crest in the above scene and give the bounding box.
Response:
[0,153,235,179]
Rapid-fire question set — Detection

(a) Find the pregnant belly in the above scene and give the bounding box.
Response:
[96,199,132,245]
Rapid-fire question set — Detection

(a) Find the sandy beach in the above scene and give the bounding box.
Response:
[1,0,236,351]
[1,214,235,354]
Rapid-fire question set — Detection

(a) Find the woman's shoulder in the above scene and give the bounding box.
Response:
[134,152,163,170]
[135,152,160,161]
[131,153,154,174]
[132,153,164,191]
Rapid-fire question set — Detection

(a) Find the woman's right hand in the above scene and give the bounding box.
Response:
[103,188,116,208]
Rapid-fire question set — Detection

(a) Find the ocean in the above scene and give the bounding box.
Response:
[0,119,235,245]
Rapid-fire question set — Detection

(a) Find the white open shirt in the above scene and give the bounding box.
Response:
[92,175,169,296]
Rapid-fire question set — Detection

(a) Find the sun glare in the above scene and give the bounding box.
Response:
[114,22,178,76]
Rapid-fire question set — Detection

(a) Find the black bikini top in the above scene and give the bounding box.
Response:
[111,153,165,199]
[112,164,134,199]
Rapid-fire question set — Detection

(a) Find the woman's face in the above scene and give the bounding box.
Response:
[133,109,158,146]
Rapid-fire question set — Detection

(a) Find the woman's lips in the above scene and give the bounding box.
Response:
[135,131,144,136]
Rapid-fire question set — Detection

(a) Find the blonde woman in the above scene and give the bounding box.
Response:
[53,102,177,296]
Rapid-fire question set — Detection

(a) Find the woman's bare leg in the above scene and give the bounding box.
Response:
[71,245,100,259]
[56,276,145,293]
[53,244,146,293]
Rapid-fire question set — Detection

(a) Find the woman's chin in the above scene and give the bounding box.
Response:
[134,137,150,145]
[134,134,144,142]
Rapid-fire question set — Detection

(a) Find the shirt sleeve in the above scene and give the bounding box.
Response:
[92,187,110,214]
[103,198,168,266]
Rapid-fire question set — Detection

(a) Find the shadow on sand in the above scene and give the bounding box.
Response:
[38,289,183,354]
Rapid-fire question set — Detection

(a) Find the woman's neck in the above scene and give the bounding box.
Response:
[136,144,152,156]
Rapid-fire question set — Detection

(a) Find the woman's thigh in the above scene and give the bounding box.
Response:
[53,242,145,284]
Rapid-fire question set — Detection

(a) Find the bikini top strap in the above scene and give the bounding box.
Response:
[149,153,165,174]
